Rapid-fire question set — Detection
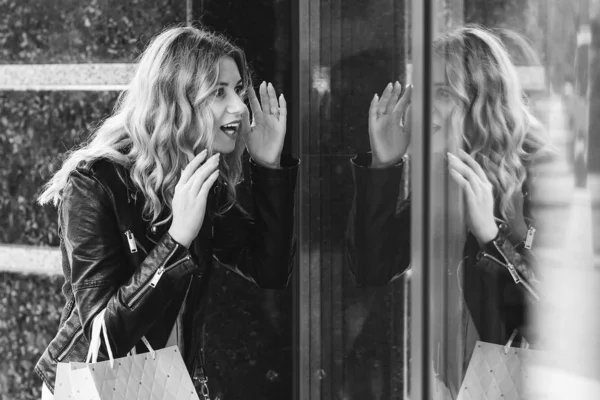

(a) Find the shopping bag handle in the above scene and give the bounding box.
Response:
[85,309,156,368]
[503,329,519,354]
[86,309,115,366]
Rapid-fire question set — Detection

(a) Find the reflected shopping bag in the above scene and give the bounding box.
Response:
[53,309,200,400]
[456,331,543,400]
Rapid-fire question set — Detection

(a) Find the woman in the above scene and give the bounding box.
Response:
[346,25,545,375]
[35,26,298,398]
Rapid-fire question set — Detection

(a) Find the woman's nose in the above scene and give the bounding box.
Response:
[227,94,246,115]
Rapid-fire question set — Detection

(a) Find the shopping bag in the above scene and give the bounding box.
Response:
[55,309,200,400]
[53,361,88,399]
[456,331,543,400]
[68,345,199,400]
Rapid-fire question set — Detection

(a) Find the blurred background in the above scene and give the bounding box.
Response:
[1,0,599,399]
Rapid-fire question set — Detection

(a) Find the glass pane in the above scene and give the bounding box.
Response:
[296,0,409,398]
[197,3,295,399]
[420,0,600,398]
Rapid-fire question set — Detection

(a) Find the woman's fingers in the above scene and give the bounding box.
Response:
[278,94,287,118]
[189,153,220,194]
[393,84,412,118]
[370,93,379,117]
[449,167,475,198]
[179,149,208,185]
[248,86,262,116]
[197,170,220,201]
[267,83,280,117]
[377,83,394,116]
[448,153,481,193]
[388,82,402,114]
[457,148,489,184]
[259,81,270,115]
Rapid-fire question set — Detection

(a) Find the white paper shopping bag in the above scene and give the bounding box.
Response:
[53,309,200,400]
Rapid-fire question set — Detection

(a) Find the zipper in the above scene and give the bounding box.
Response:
[524,226,536,250]
[125,230,137,253]
[480,252,540,300]
[127,254,192,308]
[481,252,521,283]
[57,328,83,361]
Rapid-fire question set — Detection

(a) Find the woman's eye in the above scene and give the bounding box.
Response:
[235,86,246,97]
[437,88,450,99]
[215,88,225,98]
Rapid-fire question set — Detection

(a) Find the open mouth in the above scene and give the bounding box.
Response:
[220,120,241,138]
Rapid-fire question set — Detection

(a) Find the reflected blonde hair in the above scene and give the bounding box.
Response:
[434,25,547,218]
[38,25,251,225]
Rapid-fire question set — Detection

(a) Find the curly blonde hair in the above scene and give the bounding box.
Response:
[38,25,251,225]
[434,25,547,218]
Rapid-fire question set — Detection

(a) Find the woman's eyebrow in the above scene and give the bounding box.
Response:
[218,79,243,86]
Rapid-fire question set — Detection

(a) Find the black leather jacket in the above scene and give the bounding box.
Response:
[345,153,539,345]
[35,154,299,393]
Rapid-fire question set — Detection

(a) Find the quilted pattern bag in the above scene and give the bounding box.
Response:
[54,309,201,400]
[456,331,543,400]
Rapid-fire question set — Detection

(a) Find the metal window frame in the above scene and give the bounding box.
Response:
[409,0,434,399]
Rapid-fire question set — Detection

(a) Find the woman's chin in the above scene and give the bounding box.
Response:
[212,141,237,155]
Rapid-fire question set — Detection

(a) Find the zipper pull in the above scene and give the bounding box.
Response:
[150,267,165,288]
[506,263,521,284]
[524,226,536,249]
[125,230,138,253]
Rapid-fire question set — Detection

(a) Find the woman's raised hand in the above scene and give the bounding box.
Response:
[448,149,499,246]
[168,150,220,248]
[369,82,412,168]
[243,81,287,168]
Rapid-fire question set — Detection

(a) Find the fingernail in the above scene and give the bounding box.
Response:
[200,149,207,155]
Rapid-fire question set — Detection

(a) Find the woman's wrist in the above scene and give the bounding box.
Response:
[252,156,281,169]
[168,227,192,249]
[371,155,404,169]
[475,224,500,247]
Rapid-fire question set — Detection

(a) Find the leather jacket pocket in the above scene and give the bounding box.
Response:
[125,254,193,309]
[48,310,88,362]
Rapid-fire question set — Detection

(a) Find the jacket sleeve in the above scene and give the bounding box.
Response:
[464,180,540,343]
[212,153,299,289]
[474,175,540,302]
[62,169,197,357]
[345,153,411,287]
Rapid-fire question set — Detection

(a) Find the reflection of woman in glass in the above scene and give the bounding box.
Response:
[346,26,545,348]
[35,26,298,399]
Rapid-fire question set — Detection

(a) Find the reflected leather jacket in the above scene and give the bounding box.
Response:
[345,153,539,346]
[35,153,299,393]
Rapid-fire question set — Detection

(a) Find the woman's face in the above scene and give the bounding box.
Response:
[209,56,248,154]
[431,54,458,153]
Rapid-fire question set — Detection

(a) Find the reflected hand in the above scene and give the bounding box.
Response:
[448,149,498,246]
[369,82,412,168]
[243,81,287,168]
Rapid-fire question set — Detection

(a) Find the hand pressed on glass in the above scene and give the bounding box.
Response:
[368,82,412,168]
[244,82,288,169]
